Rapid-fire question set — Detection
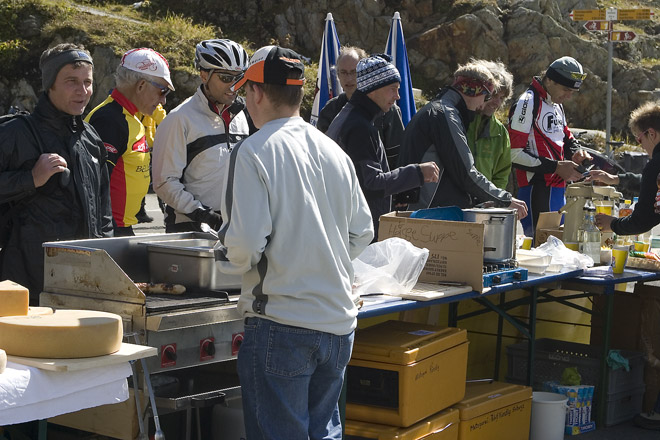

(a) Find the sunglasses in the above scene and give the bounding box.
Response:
[569,72,587,81]
[146,79,170,97]
[635,129,650,144]
[214,71,244,84]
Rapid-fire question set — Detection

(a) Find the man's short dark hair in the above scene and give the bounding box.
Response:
[248,75,304,108]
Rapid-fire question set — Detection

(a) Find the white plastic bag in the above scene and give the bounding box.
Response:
[536,235,594,271]
[352,237,429,296]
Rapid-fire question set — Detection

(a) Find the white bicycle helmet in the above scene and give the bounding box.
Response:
[195,39,248,72]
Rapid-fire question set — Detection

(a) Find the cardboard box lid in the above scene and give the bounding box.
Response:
[345,407,459,439]
[351,320,468,365]
[453,380,532,420]
[378,212,484,292]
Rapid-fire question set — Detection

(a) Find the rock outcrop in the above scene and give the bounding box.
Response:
[2,0,659,134]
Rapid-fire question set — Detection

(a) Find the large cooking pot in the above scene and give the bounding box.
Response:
[462,208,517,263]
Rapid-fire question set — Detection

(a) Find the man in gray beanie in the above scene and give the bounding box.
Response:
[0,43,113,304]
[508,55,592,239]
[327,54,439,237]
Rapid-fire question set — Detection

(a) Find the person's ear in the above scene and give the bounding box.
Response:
[200,70,209,85]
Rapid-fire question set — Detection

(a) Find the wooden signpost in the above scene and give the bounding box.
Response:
[571,8,654,152]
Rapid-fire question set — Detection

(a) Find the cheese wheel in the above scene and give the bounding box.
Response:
[0,280,29,317]
[28,307,54,316]
[0,309,123,358]
[0,349,6,374]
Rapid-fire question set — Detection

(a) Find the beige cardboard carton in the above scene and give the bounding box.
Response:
[379,212,484,292]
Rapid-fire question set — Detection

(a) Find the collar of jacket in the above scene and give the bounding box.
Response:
[348,89,384,123]
[653,141,660,158]
[33,92,85,134]
[437,86,472,126]
[110,88,138,116]
[531,76,549,101]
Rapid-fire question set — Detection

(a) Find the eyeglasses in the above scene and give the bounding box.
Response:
[635,129,650,144]
[214,71,244,84]
[146,80,170,97]
[338,69,357,78]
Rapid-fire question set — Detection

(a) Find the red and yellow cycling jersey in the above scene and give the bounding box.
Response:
[86,89,150,227]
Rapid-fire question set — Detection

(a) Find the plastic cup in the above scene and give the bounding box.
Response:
[564,242,579,251]
[521,237,533,250]
[595,201,613,215]
[612,246,629,274]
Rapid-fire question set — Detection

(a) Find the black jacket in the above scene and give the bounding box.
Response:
[398,87,512,210]
[0,93,113,300]
[317,92,405,171]
[610,142,660,236]
[326,90,423,236]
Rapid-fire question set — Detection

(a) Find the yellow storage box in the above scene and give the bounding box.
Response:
[453,380,532,440]
[345,408,460,440]
[346,320,469,427]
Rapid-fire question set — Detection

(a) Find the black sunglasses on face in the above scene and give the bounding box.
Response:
[146,79,170,97]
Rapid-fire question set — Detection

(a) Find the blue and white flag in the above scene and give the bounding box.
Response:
[385,11,416,126]
[310,13,342,127]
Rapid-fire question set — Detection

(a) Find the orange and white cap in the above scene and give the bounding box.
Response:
[231,45,304,91]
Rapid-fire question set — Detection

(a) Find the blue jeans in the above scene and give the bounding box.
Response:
[238,317,354,440]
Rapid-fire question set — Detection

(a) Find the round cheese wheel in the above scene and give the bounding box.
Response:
[28,307,54,316]
[0,349,6,374]
[0,309,123,359]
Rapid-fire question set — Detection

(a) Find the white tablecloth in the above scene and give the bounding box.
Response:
[0,360,131,425]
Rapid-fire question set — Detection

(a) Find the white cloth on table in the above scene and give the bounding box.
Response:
[0,360,131,425]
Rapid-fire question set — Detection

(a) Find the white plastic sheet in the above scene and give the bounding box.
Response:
[352,237,429,296]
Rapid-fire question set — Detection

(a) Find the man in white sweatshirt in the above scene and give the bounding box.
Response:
[214,45,374,440]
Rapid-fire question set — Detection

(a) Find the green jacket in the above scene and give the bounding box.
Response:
[466,113,512,190]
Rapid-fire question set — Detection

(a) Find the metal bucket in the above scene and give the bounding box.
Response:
[462,208,517,262]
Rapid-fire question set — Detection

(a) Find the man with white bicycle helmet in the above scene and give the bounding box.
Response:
[152,38,254,233]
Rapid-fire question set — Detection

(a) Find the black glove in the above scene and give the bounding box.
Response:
[188,208,223,230]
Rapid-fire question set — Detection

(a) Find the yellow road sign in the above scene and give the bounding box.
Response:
[617,9,653,20]
[570,9,606,21]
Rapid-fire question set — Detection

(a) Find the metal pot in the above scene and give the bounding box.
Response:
[462,208,517,262]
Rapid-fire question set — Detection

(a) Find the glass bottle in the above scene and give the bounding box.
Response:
[577,199,601,262]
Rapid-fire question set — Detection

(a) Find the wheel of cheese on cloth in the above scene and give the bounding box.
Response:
[0,349,6,374]
[0,309,123,358]
[0,280,29,317]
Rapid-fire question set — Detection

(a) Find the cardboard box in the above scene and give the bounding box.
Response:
[346,320,469,427]
[378,212,484,292]
[535,211,563,245]
[452,381,532,440]
[345,408,460,440]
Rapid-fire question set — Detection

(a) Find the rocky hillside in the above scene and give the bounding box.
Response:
[2,0,659,136]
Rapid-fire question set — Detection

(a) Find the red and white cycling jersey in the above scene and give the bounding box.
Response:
[508,78,575,188]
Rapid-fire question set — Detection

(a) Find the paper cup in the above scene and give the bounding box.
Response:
[634,241,650,252]
[521,237,533,250]
[564,241,579,251]
[600,248,612,265]
[612,246,629,274]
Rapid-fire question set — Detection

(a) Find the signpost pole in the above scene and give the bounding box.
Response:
[606,31,613,155]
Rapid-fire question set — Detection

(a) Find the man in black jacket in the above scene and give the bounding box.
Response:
[0,43,113,304]
[398,59,527,220]
[316,46,405,171]
[595,102,660,235]
[327,54,439,237]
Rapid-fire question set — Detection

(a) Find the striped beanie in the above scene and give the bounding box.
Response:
[356,54,401,94]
